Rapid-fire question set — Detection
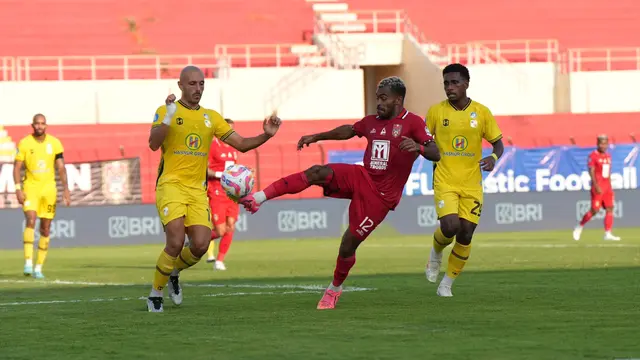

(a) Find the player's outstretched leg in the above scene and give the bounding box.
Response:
[437,219,475,297]
[426,216,457,283]
[148,218,186,312]
[239,165,333,213]
[318,229,362,310]
[603,208,620,241]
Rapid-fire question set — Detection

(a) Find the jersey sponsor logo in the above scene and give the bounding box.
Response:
[452,135,468,151]
[370,140,390,170]
[175,134,207,157]
[495,203,543,225]
[392,124,402,138]
[417,205,437,227]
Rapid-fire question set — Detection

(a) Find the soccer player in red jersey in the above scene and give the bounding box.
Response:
[206,118,241,270]
[573,134,621,241]
[239,77,440,309]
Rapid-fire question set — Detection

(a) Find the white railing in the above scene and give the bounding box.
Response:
[566,47,640,72]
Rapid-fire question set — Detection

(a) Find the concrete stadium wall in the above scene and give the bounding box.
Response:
[0,68,365,125]
[0,190,636,249]
[570,70,640,113]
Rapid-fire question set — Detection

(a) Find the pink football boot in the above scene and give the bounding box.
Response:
[239,194,260,214]
[316,288,342,310]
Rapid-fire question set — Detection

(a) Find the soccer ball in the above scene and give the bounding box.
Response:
[220,164,255,201]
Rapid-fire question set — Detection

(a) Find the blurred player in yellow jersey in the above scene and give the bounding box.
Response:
[13,114,71,279]
[425,64,504,297]
[146,65,282,312]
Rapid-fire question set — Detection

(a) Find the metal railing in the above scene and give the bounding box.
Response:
[566,47,640,72]
[444,39,560,65]
[214,43,318,68]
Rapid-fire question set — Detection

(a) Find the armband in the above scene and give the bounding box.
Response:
[490,153,498,161]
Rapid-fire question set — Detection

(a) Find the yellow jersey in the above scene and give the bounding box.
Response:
[426,99,502,190]
[15,134,64,186]
[152,100,234,192]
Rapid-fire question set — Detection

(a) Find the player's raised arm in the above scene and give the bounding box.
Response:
[149,94,177,151]
[223,113,281,153]
[297,124,357,150]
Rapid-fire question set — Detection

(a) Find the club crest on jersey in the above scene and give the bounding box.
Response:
[204,114,211,128]
[470,120,478,128]
[392,124,402,137]
[470,112,477,119]
[443,119,449,126]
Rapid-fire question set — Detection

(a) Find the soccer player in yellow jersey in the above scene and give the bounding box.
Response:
[425,64,504,297]
[13,113,71,279]
[146,66,281,312]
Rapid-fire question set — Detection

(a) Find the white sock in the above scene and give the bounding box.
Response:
[253,191,267,204]
[430,247,442,260]
[328,282,342,292]
[440,274,454,287]
[34,264,42,272]
[149,288,163,297]
[25,259,32,267]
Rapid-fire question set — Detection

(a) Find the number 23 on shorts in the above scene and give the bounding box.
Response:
[461,198,483,223]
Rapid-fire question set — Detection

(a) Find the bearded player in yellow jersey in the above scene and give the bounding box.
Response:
[425,64,504,297]
[146,66,281,312]
[13,114,71,279]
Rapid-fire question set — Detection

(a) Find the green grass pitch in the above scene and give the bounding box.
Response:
[1,228,639,360]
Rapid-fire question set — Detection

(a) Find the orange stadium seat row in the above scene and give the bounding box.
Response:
[4,114,638,202]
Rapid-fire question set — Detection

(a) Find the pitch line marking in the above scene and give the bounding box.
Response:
[0,290,321,307]
[0,279,376,292]
[363,243,639,249]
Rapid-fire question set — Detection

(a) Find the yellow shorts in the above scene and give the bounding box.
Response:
[23,183,57,219]
[156,184,212,229]
[433,186,483,225]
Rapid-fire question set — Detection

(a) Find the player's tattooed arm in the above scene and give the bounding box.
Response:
[12,159,25,205]
[297,125,356,150]
[55,155,71,206]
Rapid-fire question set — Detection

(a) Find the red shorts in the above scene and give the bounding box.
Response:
[323,163,390,241]
[591,188,614,209]
[209,195,239,226]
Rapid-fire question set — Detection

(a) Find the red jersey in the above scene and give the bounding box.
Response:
[207,138,239,197]
[352,109,434,209]
[588,150,612,191]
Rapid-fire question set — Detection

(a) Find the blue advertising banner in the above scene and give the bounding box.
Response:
[328,145,639,196]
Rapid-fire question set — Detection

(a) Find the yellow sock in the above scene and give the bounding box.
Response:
[206,241,215,260]
[174,247,201,272]
[23,228,35,262]
[446,242,472,279]
[36,236,50,266]
[433,226,454,253]
[152,251,176,292]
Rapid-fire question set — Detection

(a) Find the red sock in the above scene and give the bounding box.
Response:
[604,212,613,231]
[263,172,311,200]
[579,211,594,226]
[332,255,356,287]
[217,231,233,262]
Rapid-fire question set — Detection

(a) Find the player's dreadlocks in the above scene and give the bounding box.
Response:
[443,63,470,81]
[377,76,407,99]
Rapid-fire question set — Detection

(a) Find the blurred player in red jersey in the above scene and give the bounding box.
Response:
[573,134,621,241]
[206,118,240,270]
[239,77,440,309]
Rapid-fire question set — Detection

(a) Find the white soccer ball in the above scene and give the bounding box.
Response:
[220,164,255,201]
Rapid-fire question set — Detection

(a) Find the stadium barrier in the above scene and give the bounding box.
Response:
[0,189,634,250]
[0,158,141,209]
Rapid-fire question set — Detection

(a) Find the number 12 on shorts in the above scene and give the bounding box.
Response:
[356,216,374,237]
